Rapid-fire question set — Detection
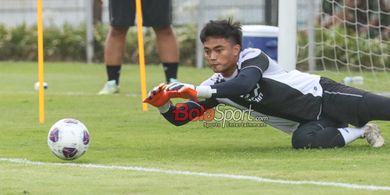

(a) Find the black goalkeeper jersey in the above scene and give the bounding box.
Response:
[162,47,390,134]
[198,48,324,134]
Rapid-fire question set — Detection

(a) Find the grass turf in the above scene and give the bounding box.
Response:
[0,62,389,194]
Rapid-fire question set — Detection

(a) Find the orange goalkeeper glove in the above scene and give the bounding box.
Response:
[165,82,198,100]
[143,83,171,107]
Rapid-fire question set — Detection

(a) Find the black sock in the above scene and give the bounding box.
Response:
[106,65,121,85]
[162,62,178,83]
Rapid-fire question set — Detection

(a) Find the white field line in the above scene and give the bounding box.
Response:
[1,158,390,191]
[2,91,390,97]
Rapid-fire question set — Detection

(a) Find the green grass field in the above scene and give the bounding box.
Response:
[1,62,390,194]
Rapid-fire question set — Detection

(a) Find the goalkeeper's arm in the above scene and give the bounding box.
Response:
[158,99,218,126]
[173,67,263,100]
[209,67,262,98]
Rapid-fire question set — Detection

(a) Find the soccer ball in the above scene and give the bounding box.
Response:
[34,81,48,91]
[47,118,90,160]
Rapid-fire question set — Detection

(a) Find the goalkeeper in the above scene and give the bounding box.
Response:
[144,19,387,149]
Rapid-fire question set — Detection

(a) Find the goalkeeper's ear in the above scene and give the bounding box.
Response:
[232,44,241,57]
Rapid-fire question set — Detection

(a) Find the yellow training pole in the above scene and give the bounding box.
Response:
[37,0,45,123]
[135,0,148,111]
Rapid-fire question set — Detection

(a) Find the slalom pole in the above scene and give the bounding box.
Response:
[37,0,45,123]
[135,0,148,111]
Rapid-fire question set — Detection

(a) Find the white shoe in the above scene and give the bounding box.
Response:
[363,123,385,148]
[98,80,119,95]
[169,78,179,84]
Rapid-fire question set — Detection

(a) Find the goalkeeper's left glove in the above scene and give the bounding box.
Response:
[165,82,215,100]
[143,83,171,107]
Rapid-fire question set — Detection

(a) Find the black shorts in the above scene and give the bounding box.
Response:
[320,77,390,127]
[108,0,172,27]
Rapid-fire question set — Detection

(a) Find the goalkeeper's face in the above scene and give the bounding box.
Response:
[203,37,240,77]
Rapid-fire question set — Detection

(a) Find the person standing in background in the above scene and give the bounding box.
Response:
[99,0,179,95]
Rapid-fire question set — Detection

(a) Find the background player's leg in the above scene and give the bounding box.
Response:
[98,26,128,95]
[142,0,179,83]
[99,0,133,94]
[153,26,179,83]
[104,26,129,84]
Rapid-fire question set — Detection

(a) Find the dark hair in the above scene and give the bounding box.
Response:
[200,19,242,47]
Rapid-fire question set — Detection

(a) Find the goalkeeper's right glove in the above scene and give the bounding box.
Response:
[165,82,198,100]
[165,82,216,100]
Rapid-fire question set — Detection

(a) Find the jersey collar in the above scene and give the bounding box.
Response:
[223,67,239,81]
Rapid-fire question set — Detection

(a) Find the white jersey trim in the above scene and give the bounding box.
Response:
[217,98,300,134]
[237,48,262,69]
